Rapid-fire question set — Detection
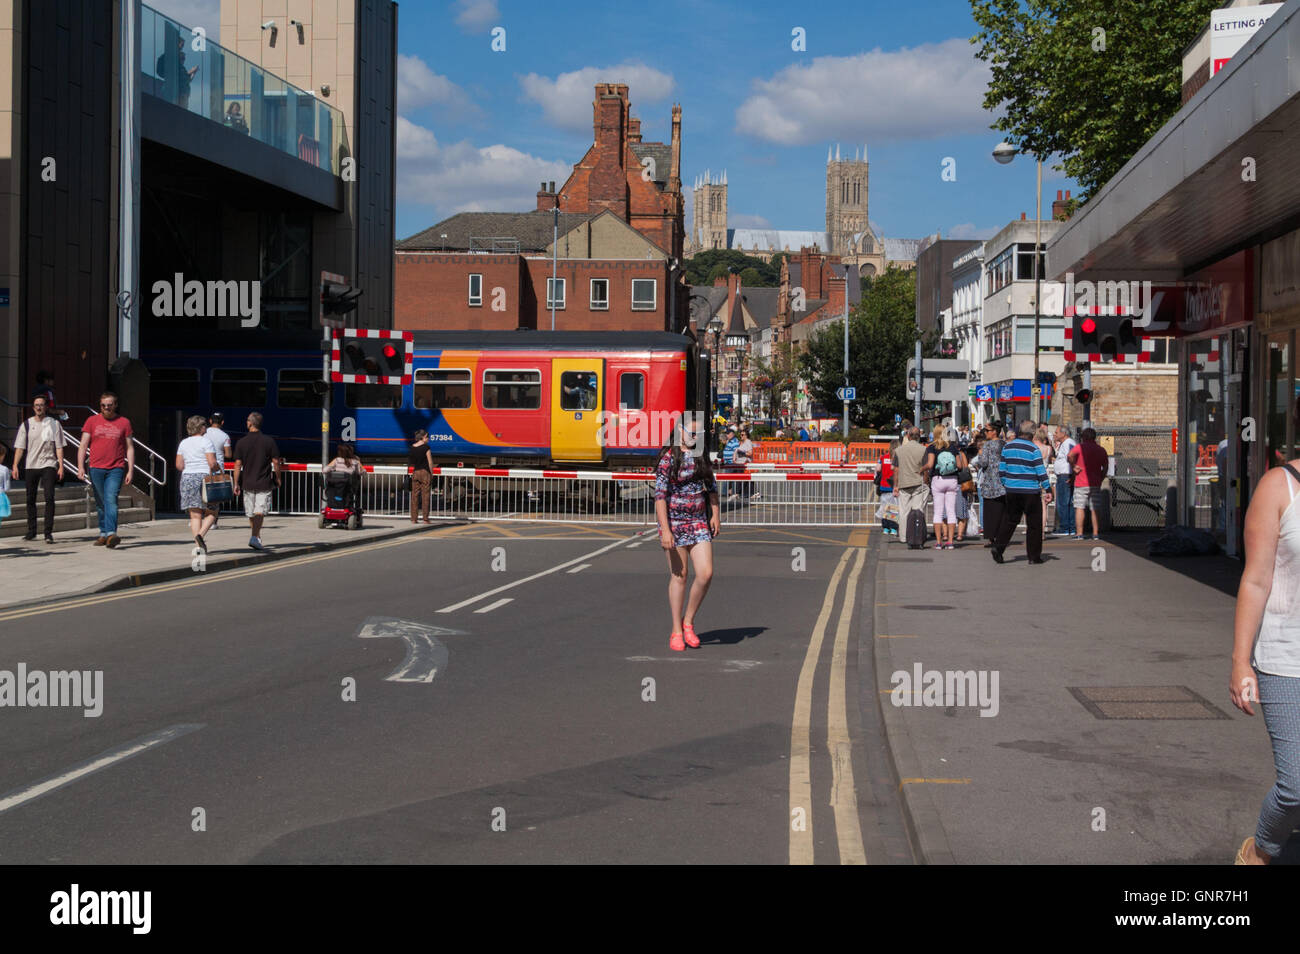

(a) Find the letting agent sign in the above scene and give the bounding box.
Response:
[1210,4,1283,76]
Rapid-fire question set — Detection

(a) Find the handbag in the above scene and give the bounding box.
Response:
[201,473,234,504]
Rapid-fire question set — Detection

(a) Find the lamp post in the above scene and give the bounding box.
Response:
[993,141,1043,423]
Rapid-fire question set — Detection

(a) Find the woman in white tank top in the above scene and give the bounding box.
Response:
[1231,444,1300,864]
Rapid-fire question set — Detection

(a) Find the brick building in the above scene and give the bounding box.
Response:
[394,84,687,332]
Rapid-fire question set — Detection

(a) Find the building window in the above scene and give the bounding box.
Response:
[590,279,609,310]
[1015,244,1046,281]
[211,368,267,407]
[619,372,645,410]
[1014,316,1064,352]
[631,279,656,311]
[985,319,1013,361]
[483,369,541,409]
[277,369,325,408]
[150,368,199,407]
[468,274,483,306]
[547,277,566,310]
[414,368,471,409]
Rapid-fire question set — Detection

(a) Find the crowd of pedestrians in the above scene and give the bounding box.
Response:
[881,417,1109,562]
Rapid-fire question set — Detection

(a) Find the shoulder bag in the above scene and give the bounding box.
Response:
[201,471,234,505]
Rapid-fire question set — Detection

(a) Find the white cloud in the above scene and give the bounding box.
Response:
[730,213,773,229]
[396,54,475,115]
[454,0,500,32]
[734,39,992,144]
[148,0,220,43]
[396,117,572,217]
[948,223,998,240]
[519,64,675,132]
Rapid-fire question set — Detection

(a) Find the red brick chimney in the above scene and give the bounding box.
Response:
[1052,189,1074,221]
[713,274,727,287]
[627,115,642,143]
[589,83,629,219]
[536,180,558,212]
[826,268,846,316]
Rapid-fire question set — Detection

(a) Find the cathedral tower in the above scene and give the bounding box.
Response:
[692,169,728,252]
[825,144,869,256]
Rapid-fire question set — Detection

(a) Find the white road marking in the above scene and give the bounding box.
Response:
[0,724,203,815]
[566,564,592,574]
[474,598,514,614]
[827,547,868,864]
[436,533,641,613]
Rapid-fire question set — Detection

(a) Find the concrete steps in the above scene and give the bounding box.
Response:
[1,484,152,538]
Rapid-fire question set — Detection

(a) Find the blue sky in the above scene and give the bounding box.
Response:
[154,0,1079,245]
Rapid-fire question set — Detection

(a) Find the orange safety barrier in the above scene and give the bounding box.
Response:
[792,442,846,463]
[752,441,794,463]
[845,442,890,463]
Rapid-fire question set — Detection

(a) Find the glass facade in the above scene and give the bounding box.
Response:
[142,4,348,176]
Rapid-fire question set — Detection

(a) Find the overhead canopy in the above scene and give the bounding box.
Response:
[1048,2,1300,282]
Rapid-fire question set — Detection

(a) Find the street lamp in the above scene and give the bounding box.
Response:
[707,312,722,425]
[992,141,1044,423]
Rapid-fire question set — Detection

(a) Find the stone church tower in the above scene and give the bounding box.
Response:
[826,144,869,256]
[692,170,728,252]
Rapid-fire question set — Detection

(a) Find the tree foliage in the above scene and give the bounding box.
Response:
[799,268,936,428]
[970,0,1219,200]
[684,249,780,286]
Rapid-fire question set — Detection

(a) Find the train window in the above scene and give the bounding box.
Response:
[560,371,598,411]
[631,279,656,311]
[468,274,483,307]
[590,279,609,310]
[211,368,267,407]
[619,372,645,410]
[278,369,325,408]
[415,368,471,409]
[150,368,199,407]
[483,369,541,410]
[345,383,402,409]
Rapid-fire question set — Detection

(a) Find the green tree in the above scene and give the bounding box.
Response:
[684,249,779,286]
[739,266,763,288]
[971,0,1219,200]
[798,267,934,428]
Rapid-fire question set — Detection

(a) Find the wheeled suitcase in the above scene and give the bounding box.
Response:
[905,509,927,549]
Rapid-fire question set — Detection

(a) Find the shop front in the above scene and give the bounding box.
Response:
[982,378,1056,427]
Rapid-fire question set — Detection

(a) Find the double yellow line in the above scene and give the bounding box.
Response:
[789,545,868,865]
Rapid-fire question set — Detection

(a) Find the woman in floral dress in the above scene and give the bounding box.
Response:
[655,417,721,652]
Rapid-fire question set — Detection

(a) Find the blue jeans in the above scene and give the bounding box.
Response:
[1055,475,1075,533]
[1256,670,1300,857]
[89,466,125,535]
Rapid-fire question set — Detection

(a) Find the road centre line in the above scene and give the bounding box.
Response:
[436,532,644,613]
[827,547,868,865]
[0,724,204,816]
[789,548,853,866]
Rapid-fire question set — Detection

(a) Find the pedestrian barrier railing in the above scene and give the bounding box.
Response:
[750,441,890,464]
[211,462,886,527]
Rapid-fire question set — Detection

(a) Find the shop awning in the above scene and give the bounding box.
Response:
[1048,3,1300,283]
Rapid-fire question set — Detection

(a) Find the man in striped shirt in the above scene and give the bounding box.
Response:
[991,419,1055,565]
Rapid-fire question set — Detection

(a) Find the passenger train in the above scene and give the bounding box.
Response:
[143,330,711,468]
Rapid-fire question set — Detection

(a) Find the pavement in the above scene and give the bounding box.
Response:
[873,526,1299,864]
[0,514,452,611]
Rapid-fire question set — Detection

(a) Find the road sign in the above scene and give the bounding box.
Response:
[975,385,994,402]
[836,387,856,401]
[894,413,902,425]
[906,358,970,401]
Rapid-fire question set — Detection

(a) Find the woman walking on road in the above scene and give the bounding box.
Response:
[1231,411,1300,865]
[922,425,966,550]
[176,415,219,552]
[972,423,1006,546]
[409,430,434,523]
[655,417,720,652]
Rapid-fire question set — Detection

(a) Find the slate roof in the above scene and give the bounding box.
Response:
[882,237,923,263]
[398,211,595,252]
[630,143,672,187]
[728,228,829,253]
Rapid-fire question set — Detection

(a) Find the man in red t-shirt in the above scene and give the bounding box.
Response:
[76,391,136,547]
[1067,427,1110,540]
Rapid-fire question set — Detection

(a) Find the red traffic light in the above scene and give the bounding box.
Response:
[1076,388,1093,404]
[1081,317,1096,334]
[382,344,398,359]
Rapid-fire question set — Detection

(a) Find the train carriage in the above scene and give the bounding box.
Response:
[143,330,710,469]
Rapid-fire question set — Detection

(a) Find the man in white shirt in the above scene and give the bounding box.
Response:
[1052,425,1077,536]
[12,396,67,543]
[206,412,233,529]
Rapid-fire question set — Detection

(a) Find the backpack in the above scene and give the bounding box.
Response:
[937,450,957,476]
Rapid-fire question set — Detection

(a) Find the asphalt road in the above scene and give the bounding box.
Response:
[0,522,909,864]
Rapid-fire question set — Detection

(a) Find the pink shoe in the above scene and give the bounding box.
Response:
[682,623,700,648]
[669,632,686,652]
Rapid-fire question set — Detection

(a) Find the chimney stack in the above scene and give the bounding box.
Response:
[1051,188,1074,221]
[536,180,558,211]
